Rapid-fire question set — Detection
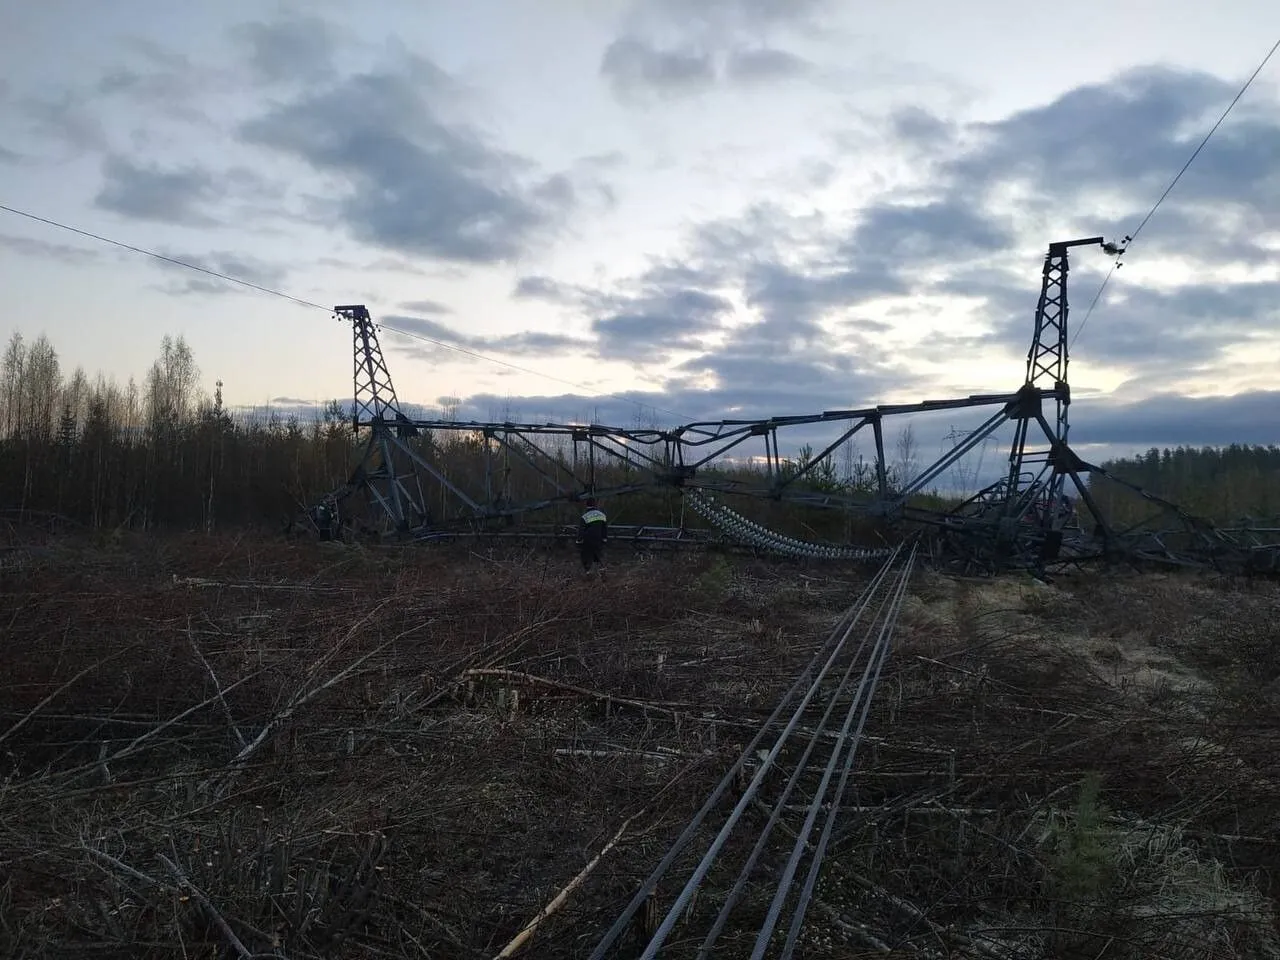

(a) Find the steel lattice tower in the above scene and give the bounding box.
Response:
[999,237,1105,558]
[334,305,430,535]
[341,304,404,428]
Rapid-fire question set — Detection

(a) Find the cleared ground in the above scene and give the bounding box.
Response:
[2,528,1279,958]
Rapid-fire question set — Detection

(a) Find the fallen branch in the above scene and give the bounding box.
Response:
[109,670,263,767]
[415,615,567,712]
[228,635,395,768]
[460,668,690,714]
[157,853,253,959]
[187,617,246,749]
[492,813,641,959]
[0,642,141,748]
[553,747,690,763]
[811,900,898,954]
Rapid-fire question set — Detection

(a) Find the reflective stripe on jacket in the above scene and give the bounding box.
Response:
[581,509,607,525]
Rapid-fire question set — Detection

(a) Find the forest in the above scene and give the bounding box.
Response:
[1,328,1275,535]
[1092,444,1280,521]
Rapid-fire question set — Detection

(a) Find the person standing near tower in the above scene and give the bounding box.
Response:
[577,497,608,572]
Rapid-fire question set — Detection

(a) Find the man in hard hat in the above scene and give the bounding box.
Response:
[577,497,609,573]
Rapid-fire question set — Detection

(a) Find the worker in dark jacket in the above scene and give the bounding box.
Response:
[577,497,608,572]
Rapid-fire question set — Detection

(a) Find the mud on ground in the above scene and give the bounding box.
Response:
[2,531,1278,958]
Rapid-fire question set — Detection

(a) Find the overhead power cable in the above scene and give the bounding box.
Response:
[1071,36,1280,349]
[0,202,329,311]
[0,201,690,422]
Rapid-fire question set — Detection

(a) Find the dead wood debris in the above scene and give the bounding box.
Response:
[0,536,1278,959]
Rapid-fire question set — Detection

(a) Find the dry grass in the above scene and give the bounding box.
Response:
[1,532,1279,958]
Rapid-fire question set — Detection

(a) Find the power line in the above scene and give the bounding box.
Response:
[1127,36,1280,249]
[1072,36,1280,349]
[0,203,330,311]
[0,201,691,423]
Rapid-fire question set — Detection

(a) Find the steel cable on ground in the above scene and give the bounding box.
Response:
[777,541,918,959]
[692,543,916,959]
[586,545,904,959]
[749,544,917,959]
[631,551,909,960]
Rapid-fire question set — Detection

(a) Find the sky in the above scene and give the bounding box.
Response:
[1,0,1279,472]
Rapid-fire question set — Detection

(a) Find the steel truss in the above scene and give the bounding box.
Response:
[319,240,1280,575]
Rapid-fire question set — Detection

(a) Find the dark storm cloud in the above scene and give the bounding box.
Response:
[239,65,578,264]
[94,155,221,225]
[669,351,901,414]
[1069,280,1280,369]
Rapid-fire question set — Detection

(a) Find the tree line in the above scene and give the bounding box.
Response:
[8,328,1263,538]
[0,331,357,531]
[1090,444,1280,523]
[0,330,918,537]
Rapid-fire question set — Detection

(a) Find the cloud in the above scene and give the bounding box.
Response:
[512,262,739,363]
[485,63,1280,458]
[381,314,592,361]
[0,233,104,265]
[149,249,288,296]
[843,199,1014,267]
[591,286,734,359]
[600,38,717,97]
[882,65,1280,374]
[94,155,221,225]
[233,15,337,84]
[637,0,830,34]
[1077,390,1280,449]
[600,0,825,99]
[600,38,814,98]
[944,67,1280,216]
[94,40,211,124]
[239,63,579,264]
[725,48,811,82]
[512,275,571,302]
[21,93,107,154]
[399,299,452,315]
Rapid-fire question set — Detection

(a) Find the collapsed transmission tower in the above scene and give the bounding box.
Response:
[316,240,1280,576]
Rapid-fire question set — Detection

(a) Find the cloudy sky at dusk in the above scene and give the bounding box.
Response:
[1,0,1278,467]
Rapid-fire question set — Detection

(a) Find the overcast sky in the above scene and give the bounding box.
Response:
[1,0,1279,466]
